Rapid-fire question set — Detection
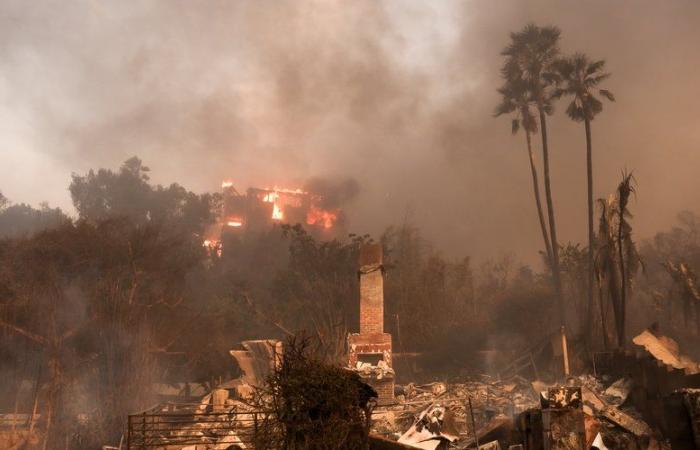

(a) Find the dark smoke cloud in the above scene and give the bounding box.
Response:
[304,177,360,210]
[0,1,699,265]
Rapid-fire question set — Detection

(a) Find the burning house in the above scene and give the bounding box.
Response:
[221,181,341,232]
[204,180,345,254]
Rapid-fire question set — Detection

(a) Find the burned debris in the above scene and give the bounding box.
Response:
[366,325,700,450]
[113,245,700,450]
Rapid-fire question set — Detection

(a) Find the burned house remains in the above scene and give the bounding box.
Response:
[348,243,395,404]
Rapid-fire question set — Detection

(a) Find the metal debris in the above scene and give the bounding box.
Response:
[398,404,459,450]
[591,432,608,450]
[477,440,501,450]
[632,329,700,374]
[373,374,659,449]
[599,405,651,438]
[229,339,282,387]
[681,389,700,448]
[602,378,632,405]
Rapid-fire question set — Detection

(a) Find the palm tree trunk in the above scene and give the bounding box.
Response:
[585,118,595,345]
[597,274,609,350]
[525,131,553,264]
[617,208,627,347]
[606,251,624,347]
[539,110,564,324]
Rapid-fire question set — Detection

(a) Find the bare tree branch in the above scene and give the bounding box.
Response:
[0,319,48,346]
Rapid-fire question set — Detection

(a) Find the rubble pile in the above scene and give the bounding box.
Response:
[122,273,700,450]
[371,374,670,449]
[372,376,539,443]
[356,359,396,380]
[128,394,257,450]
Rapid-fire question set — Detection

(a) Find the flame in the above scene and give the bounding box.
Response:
[203,239,222,257]
[262,188,300,221]
[306,206,338,229]
[221,181,339,228]
[272,203,283,220]
[266,186,306,195]
[263,191,278,203]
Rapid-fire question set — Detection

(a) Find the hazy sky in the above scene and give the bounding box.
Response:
[1,0,699,264]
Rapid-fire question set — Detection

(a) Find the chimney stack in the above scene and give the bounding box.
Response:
[359,243,384,335]
[348,243,394,404]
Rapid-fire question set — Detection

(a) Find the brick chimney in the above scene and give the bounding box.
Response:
[359,243,384,335]
[348,243,394,404]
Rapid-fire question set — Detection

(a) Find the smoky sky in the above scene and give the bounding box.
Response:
[0,0,699,265]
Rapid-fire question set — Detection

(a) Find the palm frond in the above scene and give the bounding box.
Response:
[551,57,572,77]
[566,100,585,122]
[494,98,516,117]
[572,53,589,72]
[542,69,561,86]
[542,100,555,115]
[617,171,636,213]
[521,109,538,133]
[586,59,606,75]
[599,89,615,102]
[588,95,603,117]
[495,71,540,133]
[551,88,566,100]
[587,73,611,87]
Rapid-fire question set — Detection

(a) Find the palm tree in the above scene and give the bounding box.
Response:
[495,79,553,264]
[595,173,641,347]
[616,171,639,346]
[553,53,615,342]
[501,24,564,323]
[595,195,620,348]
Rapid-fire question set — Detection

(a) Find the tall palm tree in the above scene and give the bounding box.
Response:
[595,173,641,348]
[495,79,553,264]
[616,171,638,346]
[595,195,620,348]
[553,53,615,342]
[501,24,564,323]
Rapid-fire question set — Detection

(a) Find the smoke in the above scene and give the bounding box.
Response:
[0,1,699,264]
[304,177,360,209]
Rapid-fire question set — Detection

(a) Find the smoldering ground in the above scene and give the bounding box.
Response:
[0,0,699,264]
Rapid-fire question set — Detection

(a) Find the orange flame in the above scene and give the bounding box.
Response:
[306,206,338,229]
[220,181,339,228]
[203,239,222,257]
[262,188,298,221]
[272,203,283,221]
[266,186,306,195]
